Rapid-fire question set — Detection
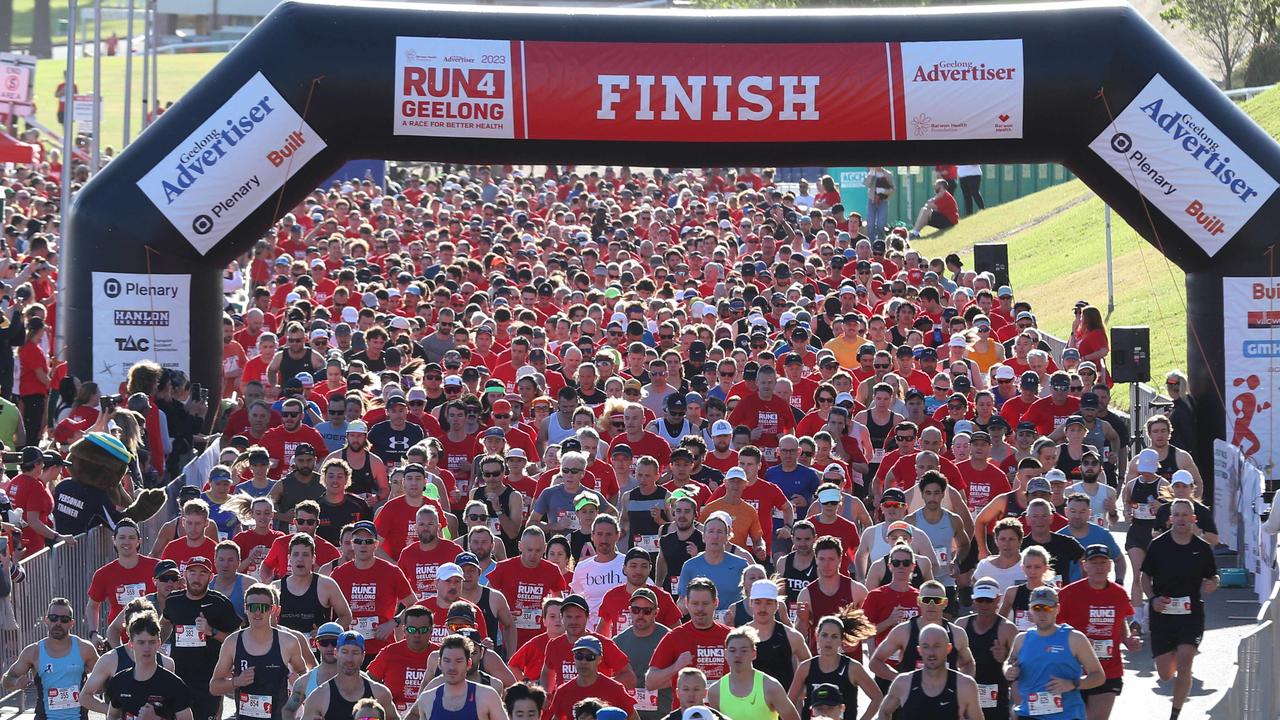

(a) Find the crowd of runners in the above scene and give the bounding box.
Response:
[0,163,1220,720]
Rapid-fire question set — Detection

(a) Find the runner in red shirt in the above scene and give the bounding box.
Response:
[366,605,439,714]
[545,635,638,720]
[595,548,683,637]
[707,447,791,557]
[702,421,740,474]
[1021,373,1081,437]
[608,404,672,470]
[1058,545,1140,715]
[330,521,417,657]
[810,484,861,563]
[260,398,327,478]
[860,545,921,644]
[646,578,732,695]
[374,463,448,559]
[956,432,1013,515]
[426,563,489,645]
[727,366,796,465]
[86,520,158,639]
[540,594,635,691]
[229,497,284,575]
[396,505,463,598]
[260,501,340,579]
[508,599,563,682]
[161,500,219,572]
[486,527,569,646]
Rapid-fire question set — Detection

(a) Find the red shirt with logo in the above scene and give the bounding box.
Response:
[374,495,449,559]
[956,460,1013,514]
[231,528,284,575]
[727,394,797,461]
[486,557,569,646]
[427,598,488,645]
[261,533,340,579]
[546,674,637,720]
[541,633,630,689]
[649,622,732,690]
[1021,396,1081,437]
[331,558,415,656]
[396,539,463,598]
[160,537,219,572]
[596,583,683,637]
[260,424,328,478]
[1059,579,1133,679]
[367,638,438,713]
[88,556,159,624]
[861,585,921,644]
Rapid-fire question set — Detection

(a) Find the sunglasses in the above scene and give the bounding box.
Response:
[890,559,913,568]
[573,652,599,661]
[404,625,430,635]
[1030,604,1056,613]
[329,409,345,415]
[973,597,996,603]
[46,613,72,623]
[352,538,377,546]
[895,436,914,443]
[919,596,946,605]
[629,606,655,615]
[801,451,815,459]
[467,514,487,521]
[316,638,338,647]
[281,411,301,418]
[493,414,510,420]
[720,372,735,378]
[246,603,273,613]
[158,574,181,582]
[295,518,318,526]
[445,386,462,393]
[873,364,891,370]
[481,471,504,478]
[881,501,904,510]
[563,468,585,474]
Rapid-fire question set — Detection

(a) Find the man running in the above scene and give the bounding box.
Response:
[956,577,1016,720]
[161,555,242,720]
[367,605,439,715]
[331,521,417,661]
[414,634,506,720]
[283,622,344,718]
[707,627,800,720]
[545,636,638,720]
[273,533,353,637]
[86,520,160,647]
[869,579,975,682]
[300,631,398,720]
[1004,586,1105,720]
[105,611,194,720]
[878,624,983,719]
[1060,545,1141,720]
[1141,498,1219,720]
[211,583,310,720]
[2,598,99,720]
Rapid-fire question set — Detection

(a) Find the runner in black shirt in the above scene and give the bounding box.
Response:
[106,611,193,720]
[368,398,425,465]
[1021,498,1085,585]
[210,583,310,720]
[1141,498,1219,720]
[160,556,242,720]
[655,495,704,596]
[316,459,373,546]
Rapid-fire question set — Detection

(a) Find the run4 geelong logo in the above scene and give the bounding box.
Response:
[137,72,327,256]
[1089,74,1279,257]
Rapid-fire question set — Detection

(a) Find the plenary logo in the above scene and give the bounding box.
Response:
[114,310,170,327]
[1107,131,1178,198]
[103,277,122,298]
[192,214,213,236]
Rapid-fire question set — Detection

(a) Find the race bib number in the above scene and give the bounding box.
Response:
[238,693,273,718]
[872,448,885,464]
[488,517,502,535]
[47,687,79,710]
[1131,503,1155,521]
[175,624,205,648]
[1092,639,1114,659]
[634,688,659,711]
[516,607,543,630]
[934,546,950,565]
[116,583,146,606]
[978,683,999,709]
[1161,596,1192,615]
[354,615,379,638]
[888,649,902,663]
[218,530,229,541]
[1015,611,1033,631]
[567,513,582,533]
[1027,691,1063,716]
[634,534,659,553]
[669,575,679,594]
[1092,513,1108,527]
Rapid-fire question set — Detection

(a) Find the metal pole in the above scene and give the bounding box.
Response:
[149,0,157,121]
[1105,204,1115,314]
[123,0,134,146]
[90,0,100,172]
[140,0,149,129]
[58,0,77,365]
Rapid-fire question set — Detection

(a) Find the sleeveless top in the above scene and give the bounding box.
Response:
[1010,582,1036,631]
[472,588,504,656]
[803,655,858,720]
[1054,444,1085,483]
[214,574,249,618]
[897,618,959,673]
[323,677,374,720]
[652,418,696,449]
[1016,624,1086,719]
[968,342,1002,373]
[780,552,817,603]
[279,574,330,635]
[430,681,479,720]
[276,472,325,518]
[1082,422,1107,463]
[237,480,276,499]
[624,486,669,552]
[303,666,328,697]
[546,413,577,446]
[865,410,894,466]
[1156,445,1181,480]
[35,639,86,720]
[901,668,960,718]
[752,623,795,691]
[718,671,776,720]
[1129,477,1162,527]
[234,630,288,720]
[279,350,321,384]
[113,645,134,675]
[866,525,897,566]
[470,484,520,554]
[909,509,957,586]
[963,613,1010,707]
[342,449,379,496]
[806,576,854,626]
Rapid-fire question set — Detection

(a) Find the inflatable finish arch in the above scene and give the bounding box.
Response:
[66,0,1280,480]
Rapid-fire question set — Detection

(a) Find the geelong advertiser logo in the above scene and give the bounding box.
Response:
[155,94,276,205]
[1140,95,1264,206]
[911,60,1017,83]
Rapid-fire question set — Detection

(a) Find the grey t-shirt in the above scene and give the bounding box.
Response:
[532,484,603,530]
[418,332,456,364]
[614,624,673,720]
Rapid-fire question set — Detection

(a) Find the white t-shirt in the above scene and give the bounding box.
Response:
[973,556,1027,593]
[958,165,983,178]
[570,553,626,624]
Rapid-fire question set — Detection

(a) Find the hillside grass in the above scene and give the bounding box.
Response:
[911,84,1280,409]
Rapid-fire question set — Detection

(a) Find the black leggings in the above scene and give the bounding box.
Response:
[20,393,44,445]
[960,175,985,215]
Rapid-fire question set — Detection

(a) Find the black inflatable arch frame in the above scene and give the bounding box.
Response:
[66,0,1280,481]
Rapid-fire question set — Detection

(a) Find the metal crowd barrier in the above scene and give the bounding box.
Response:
[1213,581,1280,718]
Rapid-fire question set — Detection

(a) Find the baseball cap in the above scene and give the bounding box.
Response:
[1044,469,1068,485]
[749,579,782,601]
[19,446,42,466]
[1085,544,1113,560]
[315,622,344,638]
[1171,469,1195,485]
[682,707,717,720]
[1029,586,1059,607]
[724,467,747,482]
[455,552,480,567]
[624,547,652,564]
[483,426,505,439]
[572,635,603,656]
[809,683,843,708]
[711,419,733,437]
[597,709,627,720]
[436,563,463,581]
[881,487,907,503]
[185,556,212,572]
[994,365,1016,381]
[1064,415,1086,429]
[1079,392,1100,409]
[972,577,1001,600]
[631,587,659,606]
[666,394,687,412]
[817,487,842,504]
[560,594,590,613]
[1020,371,1040,389]
[346,420,369,434]
[1136,448,1160,473]
[609,444,633,458]
[969,431,992,444]
[1026,477,1052,494]
[208,465,233,482]
[154,559,180,579]
[337,631,365,650]
[1016,420,1038,434]
[292,442,316,457]
[1049,373,1071,391]
[948,334,968,348]
[351,520,377,537]
[446,603,477,624]
[886,520,914,537]
[574,492,601,511]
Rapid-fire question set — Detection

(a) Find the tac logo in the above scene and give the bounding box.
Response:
[103,277,122,298]
[114,336,150,352]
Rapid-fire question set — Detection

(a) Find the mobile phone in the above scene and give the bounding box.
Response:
[191,382,203,399]
[100,395,116,412]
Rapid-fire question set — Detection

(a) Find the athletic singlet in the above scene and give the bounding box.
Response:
[303,666,331,697]
[652,418,695,449]
[545,413,577,446]
[278,350,322,384]
[804,575,862,660]
[1010,582,1037,631]
[897,618,959,673]
[113,645,134,675]
[473,588,503,656]
[864,410,894,466]
[718,671,777,720]
[1155,445,1181,480]
[1129,477,1162,526]
[430,681,479,720]
[234,630,288,720]
[910,509,957,587]
[865,524,897,565]
[1081,422,1108,463]
[962,614,1010,714]
[1016,624,1085,719]
[752,623,795,690]
[214,574,249,618]
[470,485,519,554]
[900,668,960,718]
[780,552,817,603]
[1069,481,1111,524]
[34,639,85,720]
[802,655,858,720]
[342,449,379,496]
[1054,444,1086,483]
[279,574,330,635]
[322,677,374,720]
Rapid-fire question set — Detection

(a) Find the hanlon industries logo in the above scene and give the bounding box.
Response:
[114,310,170,327]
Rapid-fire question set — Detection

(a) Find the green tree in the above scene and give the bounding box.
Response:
[1161,0,1253,89]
